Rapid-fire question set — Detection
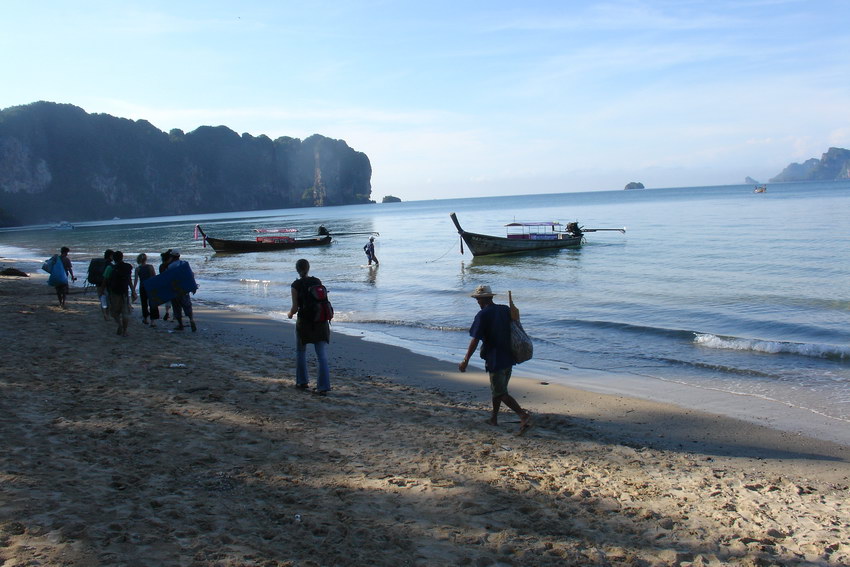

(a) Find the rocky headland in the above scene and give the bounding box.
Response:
[770,147,850,183]
[0,102,373,226]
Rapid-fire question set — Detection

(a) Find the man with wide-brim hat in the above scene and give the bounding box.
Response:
[459,285,532,435]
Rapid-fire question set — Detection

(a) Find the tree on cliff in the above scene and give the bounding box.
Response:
[0,101,372,226]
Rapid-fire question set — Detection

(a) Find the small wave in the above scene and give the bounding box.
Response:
[560,318,694,340]
[654,356,778,378]
[353,318,468,333]
[694,333,850,361]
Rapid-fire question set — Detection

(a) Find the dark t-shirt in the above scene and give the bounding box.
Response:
[109,261,134,294]
[292,276,330,345]
[136,264,156,282]
[469,303,514,372]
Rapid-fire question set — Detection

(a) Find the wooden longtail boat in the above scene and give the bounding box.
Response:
[450,213,625,257]
[195,225,332,253]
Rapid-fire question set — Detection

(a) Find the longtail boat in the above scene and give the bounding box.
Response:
[195,225,332,253]
[450,213,625,256]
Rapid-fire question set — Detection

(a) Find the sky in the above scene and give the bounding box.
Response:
[2,1,849,201]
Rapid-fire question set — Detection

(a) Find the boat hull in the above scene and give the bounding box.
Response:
[450,213,581,256]
[458,230,581,256]
[204,235,332,253]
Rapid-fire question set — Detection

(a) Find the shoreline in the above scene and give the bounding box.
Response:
[194,303,850,478]
[6,246,849,450]
[2,266,850,565]
[6,258,850,461]
[326,322,850,449]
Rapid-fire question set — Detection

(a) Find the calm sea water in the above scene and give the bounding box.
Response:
[2,181,849,425]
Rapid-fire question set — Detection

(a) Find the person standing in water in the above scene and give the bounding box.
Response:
[363,236,379,265]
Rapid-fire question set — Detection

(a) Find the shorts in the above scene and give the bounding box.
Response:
[489,366,512,398]
[109,292,131,319]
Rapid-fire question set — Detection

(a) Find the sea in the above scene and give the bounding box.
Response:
[2,181,849,435]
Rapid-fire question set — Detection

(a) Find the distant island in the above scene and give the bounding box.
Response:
[744,176,760,185]
[381,195,401,203]
[770,147,850,182]
[624,182,645,190]
[0,101,373,226]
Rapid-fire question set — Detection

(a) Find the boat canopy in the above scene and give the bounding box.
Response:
[504,221,562,227]
[505,221,564,240]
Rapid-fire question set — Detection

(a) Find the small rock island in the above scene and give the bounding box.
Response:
[624,182,645,190]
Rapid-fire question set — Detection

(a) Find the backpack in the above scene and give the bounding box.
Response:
[42,255,58,273]
[86,258,107,286]
[108,262,133,294]
[303,283,334,323]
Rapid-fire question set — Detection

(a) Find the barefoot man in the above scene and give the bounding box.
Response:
[458,285,532,435]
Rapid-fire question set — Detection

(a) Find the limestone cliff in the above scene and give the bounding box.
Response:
[769,147,850,183]
[0,102,372,226]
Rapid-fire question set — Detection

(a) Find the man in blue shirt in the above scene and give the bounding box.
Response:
[166,250,198,332]
[363,236,379,265]
[459,285,532,435]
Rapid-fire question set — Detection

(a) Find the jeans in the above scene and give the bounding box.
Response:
[172,294,193,320]
[296,336,330,391]
[139,287,150,320]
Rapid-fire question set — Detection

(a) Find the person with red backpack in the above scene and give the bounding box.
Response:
[287,258,331,394]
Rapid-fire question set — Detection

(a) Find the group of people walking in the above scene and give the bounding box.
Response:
[50,246,197,337]
[49,236,531,434]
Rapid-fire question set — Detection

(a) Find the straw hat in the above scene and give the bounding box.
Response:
[470,285,496,298]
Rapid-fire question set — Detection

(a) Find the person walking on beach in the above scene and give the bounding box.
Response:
[459,285,532,435]
[158,250,173,322]
[363,236,379,266]
[57,247,76,306]
[48,246,76,307]
[106,250,136,336]
[166,250,198,332]
[132,253,158,327]
[287,258,331,394]
[96,249,114,320]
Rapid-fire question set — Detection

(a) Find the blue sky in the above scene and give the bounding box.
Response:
[3,1,849,201]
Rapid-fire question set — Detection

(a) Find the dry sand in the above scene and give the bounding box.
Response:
[1,269,849,567]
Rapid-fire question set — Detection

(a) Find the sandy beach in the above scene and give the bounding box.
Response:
[1,267,849,567]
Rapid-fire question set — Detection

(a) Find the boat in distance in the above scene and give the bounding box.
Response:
[195,225,332,253]
[449,212,625,257]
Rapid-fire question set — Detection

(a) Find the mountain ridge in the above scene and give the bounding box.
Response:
[770,147,850,183]
[0,101,372,226]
